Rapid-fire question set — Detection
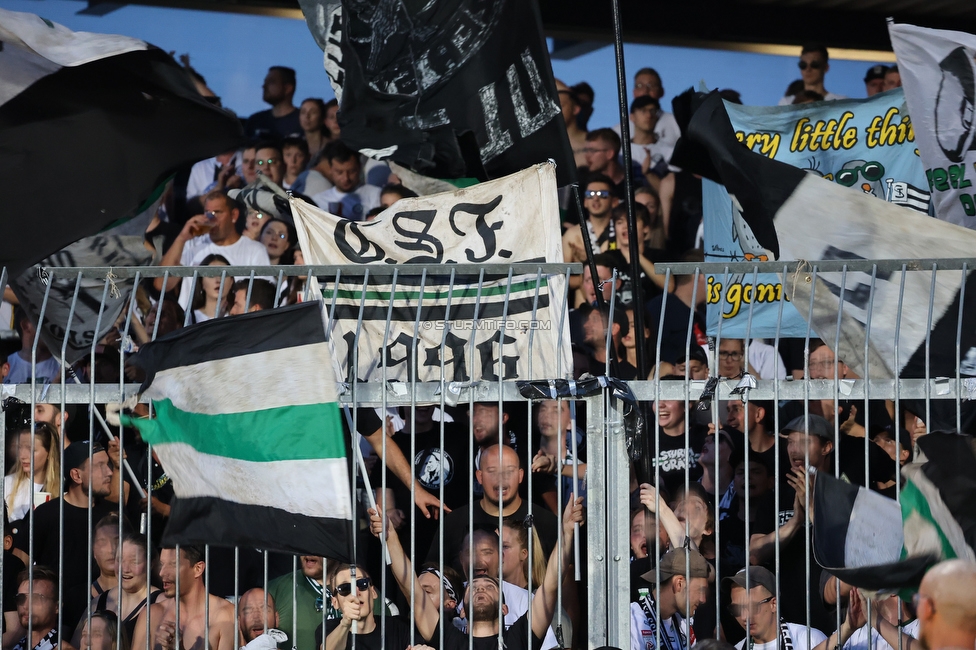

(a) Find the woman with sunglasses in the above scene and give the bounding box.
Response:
[260,219,297,266]
[4,423,60,522]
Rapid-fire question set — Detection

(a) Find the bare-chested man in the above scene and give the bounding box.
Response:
[132,546,236,650]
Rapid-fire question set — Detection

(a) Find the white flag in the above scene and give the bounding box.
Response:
[889,22,976,227]
[289,163,572,384]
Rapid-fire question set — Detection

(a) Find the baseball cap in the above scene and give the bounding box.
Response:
[724,566,776,596]
[63,440,106,483]
[781,414,831,441]
[864,64,888,83]
[641,547,715,583]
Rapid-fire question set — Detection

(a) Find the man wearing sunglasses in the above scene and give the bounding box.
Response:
[322,566,412,650]
[727,566,826,650]
[12,566,59,650]
[779,45,846,106]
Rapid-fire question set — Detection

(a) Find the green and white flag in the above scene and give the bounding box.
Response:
[121,302,353,560]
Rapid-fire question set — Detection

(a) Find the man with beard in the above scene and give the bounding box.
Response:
[372,497,584,650]
[426,445,557,572]
[132,546,236,650]
[245,66,301,139]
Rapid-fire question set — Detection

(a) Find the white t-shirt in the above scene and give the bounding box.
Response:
[735,623,827,650]
[302,170,333,197]
[778,92,847,106]
[3,353,60,385]
[616,111,681,157]
[630,140,674,175]
[311,185,382,220]
[630,601,690,650]
[186,153,241,200]
[4,475,43,522]
[843,620,919,650]
[177,235,271,311]
[748,339,787,380]
[501,581,560,650]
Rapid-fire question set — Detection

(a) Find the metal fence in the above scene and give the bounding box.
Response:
[0,260,960,650]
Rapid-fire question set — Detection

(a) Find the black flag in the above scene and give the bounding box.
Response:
[298,0,576,185]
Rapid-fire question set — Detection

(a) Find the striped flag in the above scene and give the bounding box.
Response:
[811,433,976,591]
[121,302,353,560]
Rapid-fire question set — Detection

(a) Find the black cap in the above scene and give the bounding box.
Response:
[864,64,888,83]
[724,566,776,595]
[63,440,106,484]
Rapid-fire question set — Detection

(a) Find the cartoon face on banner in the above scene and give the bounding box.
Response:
[702,89,932,338]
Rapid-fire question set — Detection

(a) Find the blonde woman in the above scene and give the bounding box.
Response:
[500,520,547,590]
[4,423,60,521]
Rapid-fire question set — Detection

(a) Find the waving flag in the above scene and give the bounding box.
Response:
[680,90,976,431]
[889,22,976,228]
[813,432,976,591]
[296,0,575,185]
[0,8,243,276]
[121,302,353,561]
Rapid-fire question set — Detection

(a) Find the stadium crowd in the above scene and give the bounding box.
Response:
[0,42,973,650]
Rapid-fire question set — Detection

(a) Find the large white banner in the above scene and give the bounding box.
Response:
[290,163,572,383]
[890,22,976,228]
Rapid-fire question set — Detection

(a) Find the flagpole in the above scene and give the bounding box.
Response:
[608,0,649,380]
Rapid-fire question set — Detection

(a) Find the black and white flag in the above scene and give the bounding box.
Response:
[290,163,571,384]
[681,91,976,431]
[0,8,243,276]
[889,22,976,227]
[297,0,576,185]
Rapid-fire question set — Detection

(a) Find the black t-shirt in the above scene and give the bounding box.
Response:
[647,427,706,499]
[425,499,558,571]
[317,616,414,650]
[645,293,707,364]
[3,550,25,613]
[436,613,543,650]
[751,485,833,633]
[605,249,662,307]
[244,108,302,140]
[15,497,116,636]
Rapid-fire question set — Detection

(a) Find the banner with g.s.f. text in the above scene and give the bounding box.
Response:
[703,89,931,337]
[290,163,572,384]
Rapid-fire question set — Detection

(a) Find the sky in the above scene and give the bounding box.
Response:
[5,0,891,126]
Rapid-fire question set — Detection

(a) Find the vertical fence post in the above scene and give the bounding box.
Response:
[585,392,607,648]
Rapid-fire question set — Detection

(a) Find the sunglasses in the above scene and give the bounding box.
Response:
[727,595,774,618]
[16,593,54,606]
[585,190,611,199]
[835,161,885,187]
[335,578,371,597]
[798,60,823,71]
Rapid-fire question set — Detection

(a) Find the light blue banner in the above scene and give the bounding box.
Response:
[702,88,931,338]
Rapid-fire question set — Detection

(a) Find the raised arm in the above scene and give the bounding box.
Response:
[530,496,584,640]
[639,483,686,550]
[367,507,440,641]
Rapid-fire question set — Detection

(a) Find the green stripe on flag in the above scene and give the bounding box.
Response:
[320,278,549,302]
[136,398,346,463]
[900,478,957,561]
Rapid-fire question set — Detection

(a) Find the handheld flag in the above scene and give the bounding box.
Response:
[889,22,976,227]
[297,0,576,185]
[0,8,243,276]
[681,90,976,431]
[121,302,353,561]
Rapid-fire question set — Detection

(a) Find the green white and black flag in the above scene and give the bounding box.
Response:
[121,302,353,561]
